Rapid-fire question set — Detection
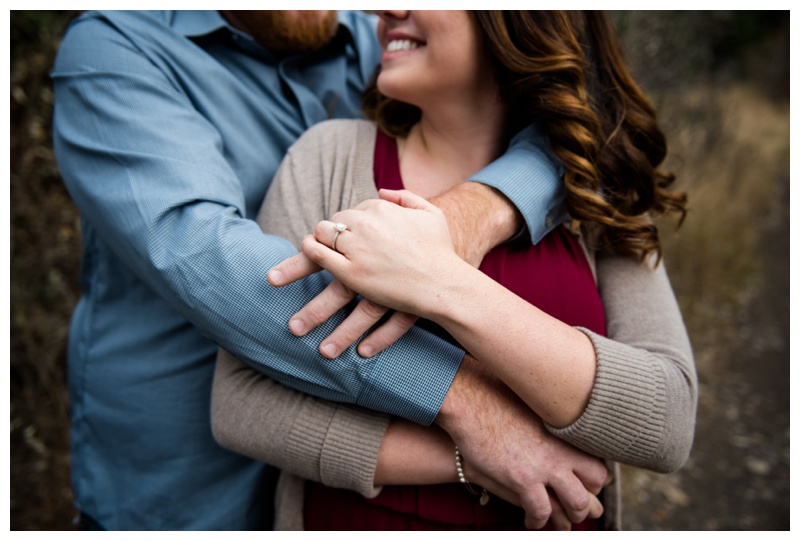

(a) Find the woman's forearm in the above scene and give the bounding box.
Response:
[301,195,597,427]
[413,250,696,471]
[404,250,696,472]
[427,259,597,428]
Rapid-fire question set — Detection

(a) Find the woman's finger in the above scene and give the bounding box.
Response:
[548,492,602,529]
[547,473,592,524]
[377,188,433,210]
[300,234,350,278]
[313,219,354,255]
[518,484,553,530]
[547,496,572,531]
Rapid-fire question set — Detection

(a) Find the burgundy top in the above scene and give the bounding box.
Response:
[303,130,606,530]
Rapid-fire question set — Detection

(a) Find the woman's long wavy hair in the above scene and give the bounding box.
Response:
[363,11,687,261]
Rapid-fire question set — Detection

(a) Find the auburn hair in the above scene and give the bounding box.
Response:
[363,11,686,261]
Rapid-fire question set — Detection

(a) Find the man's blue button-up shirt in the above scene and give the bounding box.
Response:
[51,10,566,530]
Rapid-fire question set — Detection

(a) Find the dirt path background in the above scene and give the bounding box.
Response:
[613,12,790,529]
[622,158,790,530]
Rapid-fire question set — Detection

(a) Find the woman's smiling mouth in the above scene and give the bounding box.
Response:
[386,39,422,52]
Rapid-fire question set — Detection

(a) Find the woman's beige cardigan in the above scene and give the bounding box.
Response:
[211,119,697,531]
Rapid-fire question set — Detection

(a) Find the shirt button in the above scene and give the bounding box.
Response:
[545,214,553,228]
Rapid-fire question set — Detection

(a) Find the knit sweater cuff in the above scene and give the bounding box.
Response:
[545,328,668,467]
[285,399,389,498]
[321,406,390,498]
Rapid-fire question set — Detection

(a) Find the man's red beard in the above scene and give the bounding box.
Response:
[223,11,339,54]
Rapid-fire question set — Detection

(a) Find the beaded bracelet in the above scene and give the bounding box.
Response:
[455,446,490,506]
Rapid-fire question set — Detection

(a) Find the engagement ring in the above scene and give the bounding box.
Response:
[332,222,348,253]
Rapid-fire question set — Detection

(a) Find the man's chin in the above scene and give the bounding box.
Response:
[234,10,339,54]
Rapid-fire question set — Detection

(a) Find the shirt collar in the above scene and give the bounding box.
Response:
[335,10,359,40]
[170,10,356,47]
[171,10,228,38]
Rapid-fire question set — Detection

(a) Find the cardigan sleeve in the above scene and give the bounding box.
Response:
[545,251,697,473]
[212,120,393,497]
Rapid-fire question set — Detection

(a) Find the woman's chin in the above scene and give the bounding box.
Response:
[377,76,421,107]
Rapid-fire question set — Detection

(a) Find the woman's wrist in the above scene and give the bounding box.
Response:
[424,260,495,328]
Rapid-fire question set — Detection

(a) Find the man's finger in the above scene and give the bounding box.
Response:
[548,472,592,524]
[357,311,418,357]
[318,298,388,359]
[603,465,614,488]
[519,484,552,530]
[287,278,356,337]
[267,251,322,287]
[587,493,604,520]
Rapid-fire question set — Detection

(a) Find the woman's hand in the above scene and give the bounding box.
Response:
[266,192,422,358]
[267,186,516,358]
[299,189,468,318]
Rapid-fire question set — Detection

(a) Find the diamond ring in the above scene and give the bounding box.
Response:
[332,222,348,253]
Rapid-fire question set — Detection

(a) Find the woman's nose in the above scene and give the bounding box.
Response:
[377,10,410,21]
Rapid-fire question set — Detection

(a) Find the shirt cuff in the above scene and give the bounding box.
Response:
[357,328,464,426]
[468,124,569,244]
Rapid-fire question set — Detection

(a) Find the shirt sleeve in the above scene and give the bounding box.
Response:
[468,124,569,244]
[51,15,461,425]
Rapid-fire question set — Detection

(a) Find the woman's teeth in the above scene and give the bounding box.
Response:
[386,40,421,52]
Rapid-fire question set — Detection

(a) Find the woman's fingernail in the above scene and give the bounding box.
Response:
[289,319,305,335]
[359,344,375,358]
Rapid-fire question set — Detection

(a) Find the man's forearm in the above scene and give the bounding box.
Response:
[194,228,463,426]
[467,123,568,245]
[431,182,522,267]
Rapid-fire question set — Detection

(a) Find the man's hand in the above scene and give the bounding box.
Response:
[436,355,609,530]
[268,253,417,359]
